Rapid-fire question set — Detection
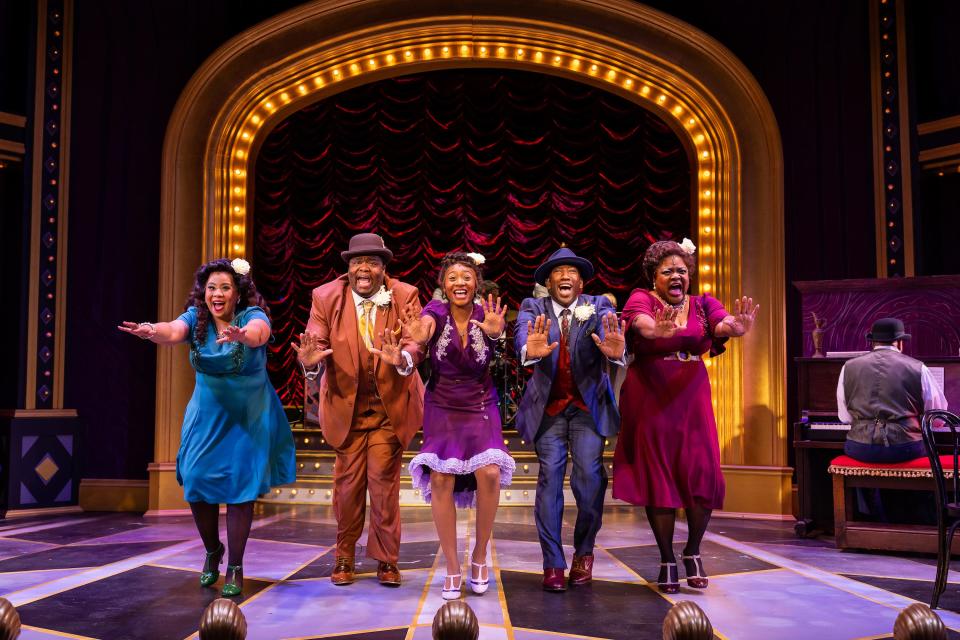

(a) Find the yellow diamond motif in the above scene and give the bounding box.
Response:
[35,455,59,484]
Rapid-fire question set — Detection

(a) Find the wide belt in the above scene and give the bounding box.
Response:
[663,351,701,362]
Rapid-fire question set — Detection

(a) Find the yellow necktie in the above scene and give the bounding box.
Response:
[359,299,374,349]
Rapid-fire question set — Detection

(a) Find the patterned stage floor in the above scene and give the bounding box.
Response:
[1,504,960,639]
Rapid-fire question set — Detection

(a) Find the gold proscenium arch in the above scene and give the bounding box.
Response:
[154,1,787,517]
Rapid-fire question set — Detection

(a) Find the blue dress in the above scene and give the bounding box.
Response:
[175,306,296,503]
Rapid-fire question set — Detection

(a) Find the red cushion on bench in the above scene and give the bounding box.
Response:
[829,454,953,470]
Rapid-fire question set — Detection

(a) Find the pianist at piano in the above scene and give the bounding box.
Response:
[837,317,948,463]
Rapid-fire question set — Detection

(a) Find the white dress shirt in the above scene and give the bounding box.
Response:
[836,345,948,423]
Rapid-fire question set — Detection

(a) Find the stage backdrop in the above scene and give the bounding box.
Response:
[253,69,691,404]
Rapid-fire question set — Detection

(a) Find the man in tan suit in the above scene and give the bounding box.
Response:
[294,233,424,587]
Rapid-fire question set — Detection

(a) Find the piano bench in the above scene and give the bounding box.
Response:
[829,454,956,554]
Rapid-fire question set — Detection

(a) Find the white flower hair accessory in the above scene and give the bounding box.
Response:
[371,285,393,307]
[231,258,251,276]
[465,252,486,265]
[573,302,596,322]
[679,238,697,255]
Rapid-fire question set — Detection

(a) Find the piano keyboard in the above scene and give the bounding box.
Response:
[809,422,849,431]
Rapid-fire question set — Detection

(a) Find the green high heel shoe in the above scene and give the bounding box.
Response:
[221,564,243,597]
[199,543,225,587]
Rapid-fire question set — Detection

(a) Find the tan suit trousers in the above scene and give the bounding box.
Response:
[333,407,403,563]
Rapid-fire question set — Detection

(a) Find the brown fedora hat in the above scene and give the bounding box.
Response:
[340,233,394,264]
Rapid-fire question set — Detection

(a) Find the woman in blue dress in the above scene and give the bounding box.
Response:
[119,258,295,596]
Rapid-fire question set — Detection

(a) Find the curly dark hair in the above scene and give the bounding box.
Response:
[642,240,696,286]
[183,259,270,344]
[437,252,484,289]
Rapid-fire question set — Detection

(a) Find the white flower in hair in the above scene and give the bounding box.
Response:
[573,302,596,322]
[371,285,393,308]
[679,238,697,255]
[231,258,251,275]
[465,252,486,265]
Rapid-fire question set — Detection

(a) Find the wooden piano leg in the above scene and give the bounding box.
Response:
[832,474,850,548]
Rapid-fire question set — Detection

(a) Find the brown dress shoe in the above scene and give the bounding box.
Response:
[542,568,566,592]
[569,554,594,586]
[377,561,402,587]
[331,557,355,585]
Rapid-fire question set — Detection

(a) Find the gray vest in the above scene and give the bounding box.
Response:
[843,348,924,446]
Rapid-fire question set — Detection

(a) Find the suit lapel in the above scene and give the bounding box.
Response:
[337,278,361,375]
[543,297,560,375]
[372,277,396,372]
[568,295,584,356]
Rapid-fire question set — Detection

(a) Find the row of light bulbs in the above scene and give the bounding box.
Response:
[225,41,718,289]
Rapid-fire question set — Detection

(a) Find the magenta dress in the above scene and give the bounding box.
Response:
[613,290,729,509]
[409,300,515,508]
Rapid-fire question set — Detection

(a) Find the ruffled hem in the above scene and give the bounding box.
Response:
[409,449,516,508]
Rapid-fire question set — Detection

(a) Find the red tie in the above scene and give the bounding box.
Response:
[561,309,571,347]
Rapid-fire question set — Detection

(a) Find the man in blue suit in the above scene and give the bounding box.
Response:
[515,248,625,592]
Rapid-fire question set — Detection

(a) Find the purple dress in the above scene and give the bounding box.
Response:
[613,290,729,509]
[409,300,515,508]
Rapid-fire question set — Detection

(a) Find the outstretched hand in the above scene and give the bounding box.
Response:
[652,306,681,339]
[591,311,627,359]
[291,331,332,367]
[370,327,404,366]
[470,294,507,338]
[525,314,559,359]
[400,299,431,345]
[216,325,247,345]
[723,296,760,337]
[118,321,156,340]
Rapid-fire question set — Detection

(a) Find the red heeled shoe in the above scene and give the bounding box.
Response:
[682,554,709,588]
[657,562,680,594]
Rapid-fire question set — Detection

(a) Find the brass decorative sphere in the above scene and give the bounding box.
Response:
[893,603,946,640]
[0,598,20,640]
[663,600,713,640]
[199,598,247,640]
[432,600,479,640]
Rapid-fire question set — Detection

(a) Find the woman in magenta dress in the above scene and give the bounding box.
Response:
[613,239,758,593]
[377,252,515,601]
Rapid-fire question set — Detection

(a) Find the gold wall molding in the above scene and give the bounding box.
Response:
[79,479,149,512]
[157,0,787,513]
[0,112,27,128]
[918,114,960,135]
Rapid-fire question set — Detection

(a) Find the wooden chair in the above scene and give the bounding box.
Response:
[920,409,960,609]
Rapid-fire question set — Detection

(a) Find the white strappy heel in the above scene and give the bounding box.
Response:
[468,562,489,594]
[442,574,462,600]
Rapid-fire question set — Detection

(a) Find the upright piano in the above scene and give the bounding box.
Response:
[794,355,960,536]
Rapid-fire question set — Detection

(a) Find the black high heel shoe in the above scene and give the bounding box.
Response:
[682,555,709,588]
[199,543,225,587]
[221,565,243,597]
[657,562,680,594]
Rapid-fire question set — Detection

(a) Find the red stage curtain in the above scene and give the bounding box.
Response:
[253,70,691,404]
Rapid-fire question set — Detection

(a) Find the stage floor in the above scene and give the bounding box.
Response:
[2,505,960,639]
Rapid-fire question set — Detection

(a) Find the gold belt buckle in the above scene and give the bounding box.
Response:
[675,351,691,361]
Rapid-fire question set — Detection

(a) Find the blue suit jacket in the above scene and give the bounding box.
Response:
[513,294,621,442]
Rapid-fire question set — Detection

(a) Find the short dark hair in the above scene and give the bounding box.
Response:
[642,240,696,285]
[437,252,484,288]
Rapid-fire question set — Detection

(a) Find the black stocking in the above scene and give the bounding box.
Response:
[645,506,677,563]
[683,503,713,557]
[226,501,255,566]
[190,502,221,552]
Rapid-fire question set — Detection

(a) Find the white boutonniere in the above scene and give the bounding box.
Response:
[231,258,251,276]
[573,303,596,322]
[679,238,697,255]
[466,252,486,265]
[370,286,393,307]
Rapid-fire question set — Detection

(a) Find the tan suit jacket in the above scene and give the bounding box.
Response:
[307,274,424,449]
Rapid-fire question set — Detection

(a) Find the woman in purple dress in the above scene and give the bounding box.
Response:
[377,252,515,600]
[613,239,758,593]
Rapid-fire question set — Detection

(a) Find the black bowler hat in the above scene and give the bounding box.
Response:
[340,233,393,264]
[534,248,595,285]
[866,317,911,342]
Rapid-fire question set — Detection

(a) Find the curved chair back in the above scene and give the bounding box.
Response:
[920,410,960,513]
